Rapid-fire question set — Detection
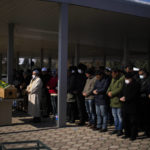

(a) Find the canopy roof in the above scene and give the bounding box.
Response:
[0,0,150,58]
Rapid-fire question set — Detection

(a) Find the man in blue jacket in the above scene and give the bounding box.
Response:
[93,70,110,132]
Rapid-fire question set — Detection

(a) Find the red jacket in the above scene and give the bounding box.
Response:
[47,76,58,94]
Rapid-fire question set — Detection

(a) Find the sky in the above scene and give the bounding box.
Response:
[128,0,150,5]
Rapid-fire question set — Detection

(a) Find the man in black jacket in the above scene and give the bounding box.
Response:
[75,64,87,126]
[120,73,140,141]
[93,70,110,132]
[138,69,150,137]
[67,66,78,123]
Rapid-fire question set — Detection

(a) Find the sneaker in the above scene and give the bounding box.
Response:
[110,130,118,135]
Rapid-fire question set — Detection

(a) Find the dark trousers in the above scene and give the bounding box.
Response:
[76,94,87,123]
[67,102,76,122]
[138,98,150,135]
[123,112,138,138]
[51,95,57,116]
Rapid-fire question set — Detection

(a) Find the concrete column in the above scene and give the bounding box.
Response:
[74,44,80,66]
[7,23,14,84]
[122,37,128,66]
[57,3,68,127]
[40,48,44,68]
[0,53,2,79]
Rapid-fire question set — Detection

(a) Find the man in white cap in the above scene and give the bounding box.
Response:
[26,70,43,123]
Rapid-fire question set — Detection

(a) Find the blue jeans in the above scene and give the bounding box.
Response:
[85,99,96,125]
[96,105,107,129]
[112,108,122,130]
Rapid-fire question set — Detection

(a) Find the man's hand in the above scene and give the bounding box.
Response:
[47,86,50,89]
[108,92,112,97]
[83,92,87,97]
[93,90,98,95]
[120,96,125,102]
[148,94,150,99]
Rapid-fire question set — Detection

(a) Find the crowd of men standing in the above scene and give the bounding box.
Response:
[67,64,150,141]
[12,63,150,141]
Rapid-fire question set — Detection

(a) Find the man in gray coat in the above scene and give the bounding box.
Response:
[83,68,97,128]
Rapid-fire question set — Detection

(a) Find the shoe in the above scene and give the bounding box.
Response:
[86,123,92,127]
[33,117,41,123]
[77,122,85,126]
[110,130,118,135]
[90,124,96,129]
[130,137,136,141]
[101,129,107,132]
[117,130,123,136]
[93,127,101,131]
[122,135,129,139]
[69,120,75,123]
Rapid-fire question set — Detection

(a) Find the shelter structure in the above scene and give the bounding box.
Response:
[0,0,150,127]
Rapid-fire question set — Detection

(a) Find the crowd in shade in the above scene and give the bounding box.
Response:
[12,63,150,141]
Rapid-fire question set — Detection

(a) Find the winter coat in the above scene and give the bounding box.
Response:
[122,79,140,114]
[83,76,97,100]
[75,73,87,94]
[27,77,43,117]
[93,77,110,105]
[47,76,58,94]
[107,75,125,108]
[67,73,77,102]
[137,76,150,98]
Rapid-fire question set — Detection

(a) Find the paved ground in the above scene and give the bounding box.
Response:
[0,111,150,150]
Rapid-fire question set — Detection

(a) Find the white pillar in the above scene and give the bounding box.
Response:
[7,23,14,84]
[57,3,68,127]
[122,37,128,66]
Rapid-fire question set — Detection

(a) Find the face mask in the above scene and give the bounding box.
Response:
[125,79,130,84]
[72,70,75,73]
[32,75,36,79]
[78,69,82,74]
[139,75,144,79]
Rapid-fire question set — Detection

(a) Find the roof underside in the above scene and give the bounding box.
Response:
[0,0,150,59]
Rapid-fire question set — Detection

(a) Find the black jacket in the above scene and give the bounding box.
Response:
[122,79,140,114]
[93,77,110,105]
[67,73,77,94]
[75,73,87,94]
